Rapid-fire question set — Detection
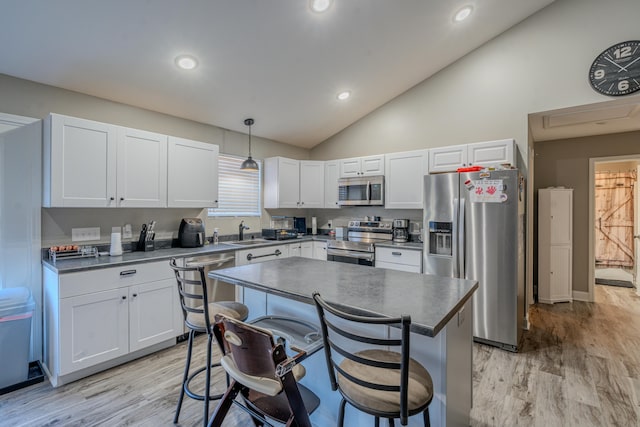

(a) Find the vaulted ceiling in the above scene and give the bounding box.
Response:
[0,1,558,148]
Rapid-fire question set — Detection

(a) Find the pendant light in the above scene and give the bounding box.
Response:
[240,118,259,171]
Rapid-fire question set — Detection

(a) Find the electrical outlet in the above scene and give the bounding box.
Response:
[71,227,101,242]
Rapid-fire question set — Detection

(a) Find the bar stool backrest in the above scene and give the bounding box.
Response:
[313,292,412,425]
[169,258,211,330]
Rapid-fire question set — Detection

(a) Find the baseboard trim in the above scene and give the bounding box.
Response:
[572,290,591,302]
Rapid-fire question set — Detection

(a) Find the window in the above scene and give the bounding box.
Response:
[208,154,261,217]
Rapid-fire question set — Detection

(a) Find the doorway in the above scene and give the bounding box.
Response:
[589,155,640,299]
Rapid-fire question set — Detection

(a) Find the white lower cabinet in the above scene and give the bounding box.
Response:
[375,246,422,273]
[290,241,325,259]
[129,279,179,352]
[59,288,129,375]
[313,241,327,260]
[44,261,182,386]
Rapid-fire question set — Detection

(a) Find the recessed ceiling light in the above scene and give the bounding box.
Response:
[454,5,473,22]
[337,91,351,101]
[175,55,198,70]
[310,0,332,13]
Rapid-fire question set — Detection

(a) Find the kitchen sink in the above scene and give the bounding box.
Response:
[226,239,270,246]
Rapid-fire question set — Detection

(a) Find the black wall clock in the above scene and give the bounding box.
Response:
[588,40,640,96]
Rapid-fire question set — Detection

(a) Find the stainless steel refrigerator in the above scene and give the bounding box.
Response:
[423,169,525,351]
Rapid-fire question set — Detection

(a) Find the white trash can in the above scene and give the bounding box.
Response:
[0,287,35,389]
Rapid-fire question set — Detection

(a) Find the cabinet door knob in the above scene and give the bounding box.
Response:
[120,197,125,201]
[121,296,127,300]
[110,197,115,201]
[132,293,138,298]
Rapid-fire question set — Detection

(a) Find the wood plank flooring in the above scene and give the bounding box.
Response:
[1,285,638,426]
[470,284,640,427]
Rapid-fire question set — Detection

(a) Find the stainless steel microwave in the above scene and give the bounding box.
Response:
[338,175,384,206]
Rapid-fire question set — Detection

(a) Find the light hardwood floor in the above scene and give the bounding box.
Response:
[470,284,640,427]
[1,285,638,427]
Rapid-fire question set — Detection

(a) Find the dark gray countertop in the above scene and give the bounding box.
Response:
[42,238,319,274]
[42,234,422,274]
[209,257,476,337]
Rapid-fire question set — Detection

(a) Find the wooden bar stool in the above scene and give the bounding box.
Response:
[313,292,433,427]
[207,314,320,427]
[169,258,249,426]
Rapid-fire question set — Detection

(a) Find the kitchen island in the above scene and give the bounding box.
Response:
[209,257,478,427]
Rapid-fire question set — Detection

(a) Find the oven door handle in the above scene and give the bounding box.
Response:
[327,248,374,262]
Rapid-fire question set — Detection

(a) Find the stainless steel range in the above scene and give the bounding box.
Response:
[326,220,393,266]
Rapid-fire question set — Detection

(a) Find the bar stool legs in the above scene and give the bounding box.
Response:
[173,330,224,426]
[173,329,194,423]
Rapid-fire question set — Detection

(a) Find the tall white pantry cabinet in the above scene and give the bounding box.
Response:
[538,188,573,304]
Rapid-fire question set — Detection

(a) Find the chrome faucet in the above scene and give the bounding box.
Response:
[239,221,250,241]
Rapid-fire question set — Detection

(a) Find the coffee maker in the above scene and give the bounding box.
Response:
[392,219,410,243]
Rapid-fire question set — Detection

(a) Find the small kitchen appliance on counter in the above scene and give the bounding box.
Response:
[294,217,307,235]
[178,218,205,248]
[392,219,410,243]
[261,228,298,240]
[263,216,298,240]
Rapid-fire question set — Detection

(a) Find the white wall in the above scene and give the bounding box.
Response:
[310,0,640,171]
[0,74,311,244]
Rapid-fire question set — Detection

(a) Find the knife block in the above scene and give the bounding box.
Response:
[137,230,155,251]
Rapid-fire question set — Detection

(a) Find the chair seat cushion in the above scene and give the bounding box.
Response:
[337,349,433,414]
[186,301,249,330]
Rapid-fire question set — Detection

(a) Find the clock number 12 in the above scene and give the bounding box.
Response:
[614,46,632,59]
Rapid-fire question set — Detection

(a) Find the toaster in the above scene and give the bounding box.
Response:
[178,218,205,248]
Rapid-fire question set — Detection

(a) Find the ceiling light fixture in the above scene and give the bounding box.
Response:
[240,118,259,171]
[337,91,351,101]
[310,0,332,13]
[175,55,198,70]
[454,5,473,22]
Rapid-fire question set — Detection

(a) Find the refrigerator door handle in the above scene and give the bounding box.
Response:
[453,198,459,278]
[459,198,466,279]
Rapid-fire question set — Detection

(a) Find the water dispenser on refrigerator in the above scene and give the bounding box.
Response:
[428,221,452,256]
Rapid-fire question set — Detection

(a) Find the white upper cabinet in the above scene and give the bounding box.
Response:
[299,161,325,208]
[264,157,300,208]
[44,114,168,208]
[264,157,324,208]
[428,139,516,173]
[44,114,118,207]
[428,144,468,173]
[116,127,167,208]
[385,149,429,209]
[339,154,385,178]
[324,160,340,209]
[467,138,515,168]
[167,136,219,208]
